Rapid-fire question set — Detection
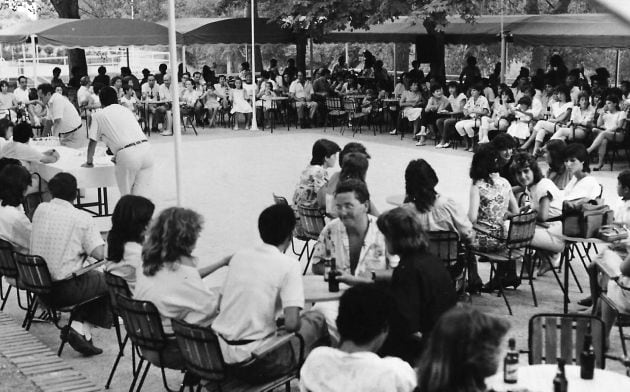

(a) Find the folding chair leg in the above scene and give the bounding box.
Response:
[495,273,513,316]
[567,260,583,293]
[303,247,314,275]
[0,284,11,310]
[619,324,628,357]
[129,358,147,392]
[23,296,39,330]
[105,334,129,389]
[57,313,75,356]
[521,253,538,307]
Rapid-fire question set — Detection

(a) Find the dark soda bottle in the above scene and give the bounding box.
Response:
[580,333,595,380]
[328,257,339,292]
[553,359,568,392]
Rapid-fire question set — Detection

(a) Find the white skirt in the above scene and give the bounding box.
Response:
[403,107,423,121]
[507,121,530,139]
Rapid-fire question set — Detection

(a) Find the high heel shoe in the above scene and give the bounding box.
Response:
[466,280,483,295]
[481,275,521,293]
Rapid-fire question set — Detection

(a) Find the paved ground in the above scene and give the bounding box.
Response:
[1,125,628,390]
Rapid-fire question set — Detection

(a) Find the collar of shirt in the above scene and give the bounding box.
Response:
[257,243,281,255]
[50,198,74,208]
[335,215,383,273]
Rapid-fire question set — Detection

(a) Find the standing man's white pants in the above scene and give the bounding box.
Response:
[115,142,153,197]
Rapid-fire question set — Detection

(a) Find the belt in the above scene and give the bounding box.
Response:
[58,124,82,136]
[218,334,256,346]
[117,139,148,154]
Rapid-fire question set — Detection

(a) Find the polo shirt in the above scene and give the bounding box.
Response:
[0,204,31,253]
[88,104,146,153]
[158,84,172,102]
[141,83,159,100]
[30,198,104,281]
[299,347,417,392]
[212,243,304,364]
[289,80,314,101]
[47,93,81,134]
[13,87,30,104]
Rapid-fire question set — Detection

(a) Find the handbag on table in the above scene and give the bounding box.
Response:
[562,198,613,238]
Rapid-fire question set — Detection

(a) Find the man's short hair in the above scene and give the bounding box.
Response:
[17,75,26,83]
[335,179,370,203]
[37,83,54,96]
[48,173,78,202]
[99,87,118,107]
[12,122,33,143]
[337,284,392,345]
[258,204,296,246]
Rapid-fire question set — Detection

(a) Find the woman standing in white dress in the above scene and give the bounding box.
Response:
[229,78,253,130]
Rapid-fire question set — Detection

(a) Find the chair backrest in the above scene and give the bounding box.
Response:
[12,252,53,296]
[0,239,18,279]
[505,211,538,250]
[343,98,358,112]
[529,313,605,369]
[326,96,343,112]
[272,193,289,206]
[427,231,460,268]
[171,318,226,382]
[297,205,326,240]
[104,271,132,316]
[116,294,168,352]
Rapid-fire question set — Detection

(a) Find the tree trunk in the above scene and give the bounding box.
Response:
[524,0,539,14]
[551,0,572,14]
[296,36,307,73]
[423,19,446,84]
[50,0,87,77]
[245,0,263,72]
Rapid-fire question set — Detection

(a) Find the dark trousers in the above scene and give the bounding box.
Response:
[47,270,112,328]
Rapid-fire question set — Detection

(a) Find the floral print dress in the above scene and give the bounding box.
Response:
[292,164,328,208]
[472,174,511,252]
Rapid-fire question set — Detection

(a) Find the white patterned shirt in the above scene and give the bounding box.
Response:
[30,198,104,281]
[311,215,395,277]
[0,204,31,253]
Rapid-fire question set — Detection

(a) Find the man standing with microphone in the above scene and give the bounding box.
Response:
[82,87,153,197]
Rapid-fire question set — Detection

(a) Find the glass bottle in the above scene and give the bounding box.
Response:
[553,359,568,392]
[503,338,519,384]
[580,333,595,380]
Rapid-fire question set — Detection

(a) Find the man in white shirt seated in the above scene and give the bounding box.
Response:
[214,75,231,110]
[212,204,328,384]
[140,74,161,132]
[157,74,173,135]
[300,284,417,392]
[30,173,111,356]
[289,71,318,128]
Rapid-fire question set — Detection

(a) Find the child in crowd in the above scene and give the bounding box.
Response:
[507,96,534,145]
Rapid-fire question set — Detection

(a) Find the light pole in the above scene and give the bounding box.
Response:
[167,0,184,205]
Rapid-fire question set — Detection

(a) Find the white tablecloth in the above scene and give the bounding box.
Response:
[32,145,117,189]
[486,364,630,392]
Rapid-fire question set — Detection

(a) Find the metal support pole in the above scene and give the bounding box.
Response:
[393,43,397,91]
[309,37,314,79]
[345,43,349,67]
[31,35,38,86]
[500,0,506,84]
[249,0,258,130]
[167,0,184,206]
[181,45,187,74]
[616,49,621,87]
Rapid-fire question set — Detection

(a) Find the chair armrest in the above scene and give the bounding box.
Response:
[473,222,501,239]
[251,332,304,362]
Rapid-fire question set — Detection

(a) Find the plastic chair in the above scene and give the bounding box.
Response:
[103,271,135,389]
[471,211,538,315]
[528,313,605,369]
[323,96,346,133]
[297,205,327,274]
[116,294,188,392]
[427,231,466,294]
[0,239,28,312]
[172,318,303,392]
[12,252,105,356]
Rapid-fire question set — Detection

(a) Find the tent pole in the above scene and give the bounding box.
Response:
[182,45,187,73]
[309,38,314,78]
[499,0,506,84]
[126,48,130,68]
[31,35,38,86]
[616,49,621,87]
[345,43,349,66]
[250,0,258,131]
[393,43,396,91]
[167,0,184,206]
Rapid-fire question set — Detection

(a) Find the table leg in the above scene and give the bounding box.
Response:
[103,187,109,216]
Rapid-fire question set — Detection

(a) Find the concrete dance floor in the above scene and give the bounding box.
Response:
[1,126,626,391]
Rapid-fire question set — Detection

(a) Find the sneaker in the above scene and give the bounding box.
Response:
[160,131,173,136]
[389,129,397,135]
[63,326,103,356]
[435,143,444,148]
[578,297,593,307]
[442,142,451,148]
[415,141,426,146]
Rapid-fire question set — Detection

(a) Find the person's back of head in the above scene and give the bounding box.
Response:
[142,207,204,276]
[339,142,370,167]
[337,283,392,349]
[258,204,295,247]
[0,118,13,140]
[404,159,438,213]
[12,122,33,144]
[99,87,118,108]
[159,63,167,73]
[108,195,155,263]
[0,164,31,207]
[48,173,77,202]
[470,144,500,184]
[377,207,428,256]
[0,158,20,172]
[98,66,107,75]
[340,152,369,182]
[310,139,341,166]
[418,306,509,392]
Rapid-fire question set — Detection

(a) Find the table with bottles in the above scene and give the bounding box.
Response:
[31,137,117,216]
[303,274,348,303]
[487,364,630,392]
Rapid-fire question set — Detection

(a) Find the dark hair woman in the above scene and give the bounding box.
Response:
[293,139,341,209]
[543,139,571,190]
[105,195,155,291]
[376,207,457,365]
[0,164,32,252]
